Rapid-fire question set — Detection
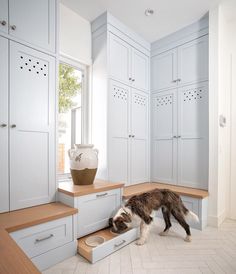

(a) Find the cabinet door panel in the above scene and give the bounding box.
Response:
[178,82,208,189]
[132,49,149,91]
[77,189,121,237]
[108,80,129,184]
[130,89,149,184]
[151,49,177,91]
[9,0,56,52]
[178,36,209,85]
[152,90,177,184]
[109,33,131,84]
[0,36,9,213]
[9,42,56,210]
[0,0,8,34]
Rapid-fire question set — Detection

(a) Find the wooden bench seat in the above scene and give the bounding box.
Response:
[123,182,209,199]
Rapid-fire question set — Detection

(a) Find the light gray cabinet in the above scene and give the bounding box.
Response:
[152,89,178,185]
[151,35,208,92]
[151,49,177,91]
[0,36,9,213]
[0,0,8,34]
[0,0,56,52]
[178,36,209,86]
[58,188,122,238]
[177,83,208,189]
[9,42,56,210]
[0,41,56,212]
[108,80,149,185]
[152,82,208,189]
[92,13,150,186]
[109,32,149,92]
[77,189,121,237]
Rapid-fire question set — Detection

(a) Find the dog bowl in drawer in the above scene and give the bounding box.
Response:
[78,227,139,263]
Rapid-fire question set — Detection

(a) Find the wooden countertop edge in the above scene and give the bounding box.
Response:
[0,229,40,274]
[58,183,125,197]
[0,202,78,274]
[5,208,78,233]
[123,182,209,199]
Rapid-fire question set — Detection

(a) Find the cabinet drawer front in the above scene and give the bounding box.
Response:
[10,216,73,258]
[93,228,139,263]
[77,189,121,237]
[78,227,139,263]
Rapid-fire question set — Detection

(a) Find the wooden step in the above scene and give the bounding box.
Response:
[123,182,209,200]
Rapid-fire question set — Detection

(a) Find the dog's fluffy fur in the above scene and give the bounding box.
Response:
[109,189,199,245]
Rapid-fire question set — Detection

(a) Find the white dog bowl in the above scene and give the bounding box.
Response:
[85,235,105,247]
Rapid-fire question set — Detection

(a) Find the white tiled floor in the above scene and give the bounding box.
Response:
[43,218,236,274]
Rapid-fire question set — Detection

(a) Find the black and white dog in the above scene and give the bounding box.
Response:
[109,189,199,245]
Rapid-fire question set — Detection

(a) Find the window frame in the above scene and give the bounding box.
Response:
[58,54,89,180]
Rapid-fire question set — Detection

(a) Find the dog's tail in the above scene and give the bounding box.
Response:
[184,209,199,223]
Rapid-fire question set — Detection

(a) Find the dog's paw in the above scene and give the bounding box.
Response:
[184,235,192,242]
[136,239,145,245]
[159,230,169,236]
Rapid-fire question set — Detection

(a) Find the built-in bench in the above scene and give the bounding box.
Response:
[0,203,78,273]
[123,182,209,230]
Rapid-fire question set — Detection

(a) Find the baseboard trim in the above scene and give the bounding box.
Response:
[208,211,227,227]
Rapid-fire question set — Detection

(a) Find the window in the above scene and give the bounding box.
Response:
[58,61,85,176]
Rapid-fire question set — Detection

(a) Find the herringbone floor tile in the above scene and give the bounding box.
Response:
[43,218,236,274]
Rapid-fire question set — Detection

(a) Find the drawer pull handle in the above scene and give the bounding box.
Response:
[114,239,126,248]
[35,234,54,243]
[96,193,108,198]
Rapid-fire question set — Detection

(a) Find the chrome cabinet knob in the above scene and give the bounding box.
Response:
[172,79,177,83]
[0,20,7,26]
[128,134,132,137]
[177,79,181,82]
[129,77,132,81]
[10,25,16,30]
[1,124,7,128]
[132,79,135,82]
[177,135,181,138]
[132,135,135,138]
[173,135,177,138]
[11,124,16,128]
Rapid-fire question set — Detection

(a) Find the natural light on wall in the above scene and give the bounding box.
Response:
[58,63,82,175]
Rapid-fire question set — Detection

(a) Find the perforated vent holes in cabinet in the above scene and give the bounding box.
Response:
[112,85,128,101]
[183,86,204,103]
[155,94,172,108]
[134,94,146,106]
[19,53,48,77]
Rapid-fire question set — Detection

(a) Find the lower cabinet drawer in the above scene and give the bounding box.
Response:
[78,227,139,263]
[10,216,73,258]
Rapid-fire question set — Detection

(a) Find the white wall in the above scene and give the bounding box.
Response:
[60,4,92,65]
[208,0,236,226]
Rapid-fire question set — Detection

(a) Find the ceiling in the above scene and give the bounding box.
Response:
[61,0,222,43]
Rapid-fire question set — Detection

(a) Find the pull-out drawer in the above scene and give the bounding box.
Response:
[10,216,73,258]
[78,227,139,263]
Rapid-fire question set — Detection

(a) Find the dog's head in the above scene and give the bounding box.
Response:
[109,207,132,234]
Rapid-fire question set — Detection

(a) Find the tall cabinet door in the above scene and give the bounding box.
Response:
[0,0,8,34]
[0,37,9,213]
[108,80,130,184]
[178,36,208,86]
[152,89,178,184]
[177,82,208,189]
[9,0,56,52]
[9,42,56,210]
[151,49,177,91]
[130,89,149,184]
[132,48,149,91]
[109,33,131,85]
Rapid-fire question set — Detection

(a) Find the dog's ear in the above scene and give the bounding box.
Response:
[121,212,132,223]
[108,217,113,227]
